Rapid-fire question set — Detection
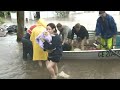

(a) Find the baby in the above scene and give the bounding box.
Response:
[36,29,52,50]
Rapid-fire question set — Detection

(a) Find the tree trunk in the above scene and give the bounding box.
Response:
[17,11,24,42]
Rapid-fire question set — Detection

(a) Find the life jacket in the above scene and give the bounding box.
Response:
[27,25,37,35]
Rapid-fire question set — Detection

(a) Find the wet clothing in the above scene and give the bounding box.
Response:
[21,24,37,59]
[43,34,62,62]
[100,37,113,49]
[95,14,117,49]
[95,14,117,39]
[30,19,48,61]
[71,25,89,40]
[21,33,33,59]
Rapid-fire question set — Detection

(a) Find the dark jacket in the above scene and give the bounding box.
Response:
[43,34,62,56]
[95,14,117,39]
[22,33,32,49]
[23,33,30,40]
[71,25,89,40]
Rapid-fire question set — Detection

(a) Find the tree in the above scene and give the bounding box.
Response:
[0,11,10,18]
[55,11,70,18]
[17,11,24,42]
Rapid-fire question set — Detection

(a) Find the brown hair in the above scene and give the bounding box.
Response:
[47,23,57,33]
[56,23,62,28]
[99,11,105,14]
[75,23,81,28]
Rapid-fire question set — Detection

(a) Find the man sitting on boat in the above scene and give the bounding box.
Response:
[70,23,89,50]
[95,11,117,49]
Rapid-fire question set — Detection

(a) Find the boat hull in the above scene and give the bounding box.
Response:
[62,49,120,60]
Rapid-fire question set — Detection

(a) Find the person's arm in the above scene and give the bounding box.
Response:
[109,16,117,35]
[113,35,116,44]
[67,30,72,44]
[43,36,60,50]
[62,29,68,44]
[70,27,75,45]
[83,26,89,40]
[84,28,89,44]
[71,27,75,39]
[109,16,117,45]
[95,19,101,40]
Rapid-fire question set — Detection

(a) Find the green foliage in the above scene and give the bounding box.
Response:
[0,11,5,17]
[0,11,11,18]
[0,17,5,24]
[55,11,70,18]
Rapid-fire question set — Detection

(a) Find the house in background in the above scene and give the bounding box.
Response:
[10,11,56,21]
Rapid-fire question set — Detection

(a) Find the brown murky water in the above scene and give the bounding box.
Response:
[0,34,120,79]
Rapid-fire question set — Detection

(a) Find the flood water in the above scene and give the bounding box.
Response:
[0,34,120,79]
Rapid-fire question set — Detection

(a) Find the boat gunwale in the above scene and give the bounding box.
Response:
[63,49,120,53]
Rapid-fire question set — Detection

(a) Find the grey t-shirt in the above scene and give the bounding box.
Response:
[59,25,72,42]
